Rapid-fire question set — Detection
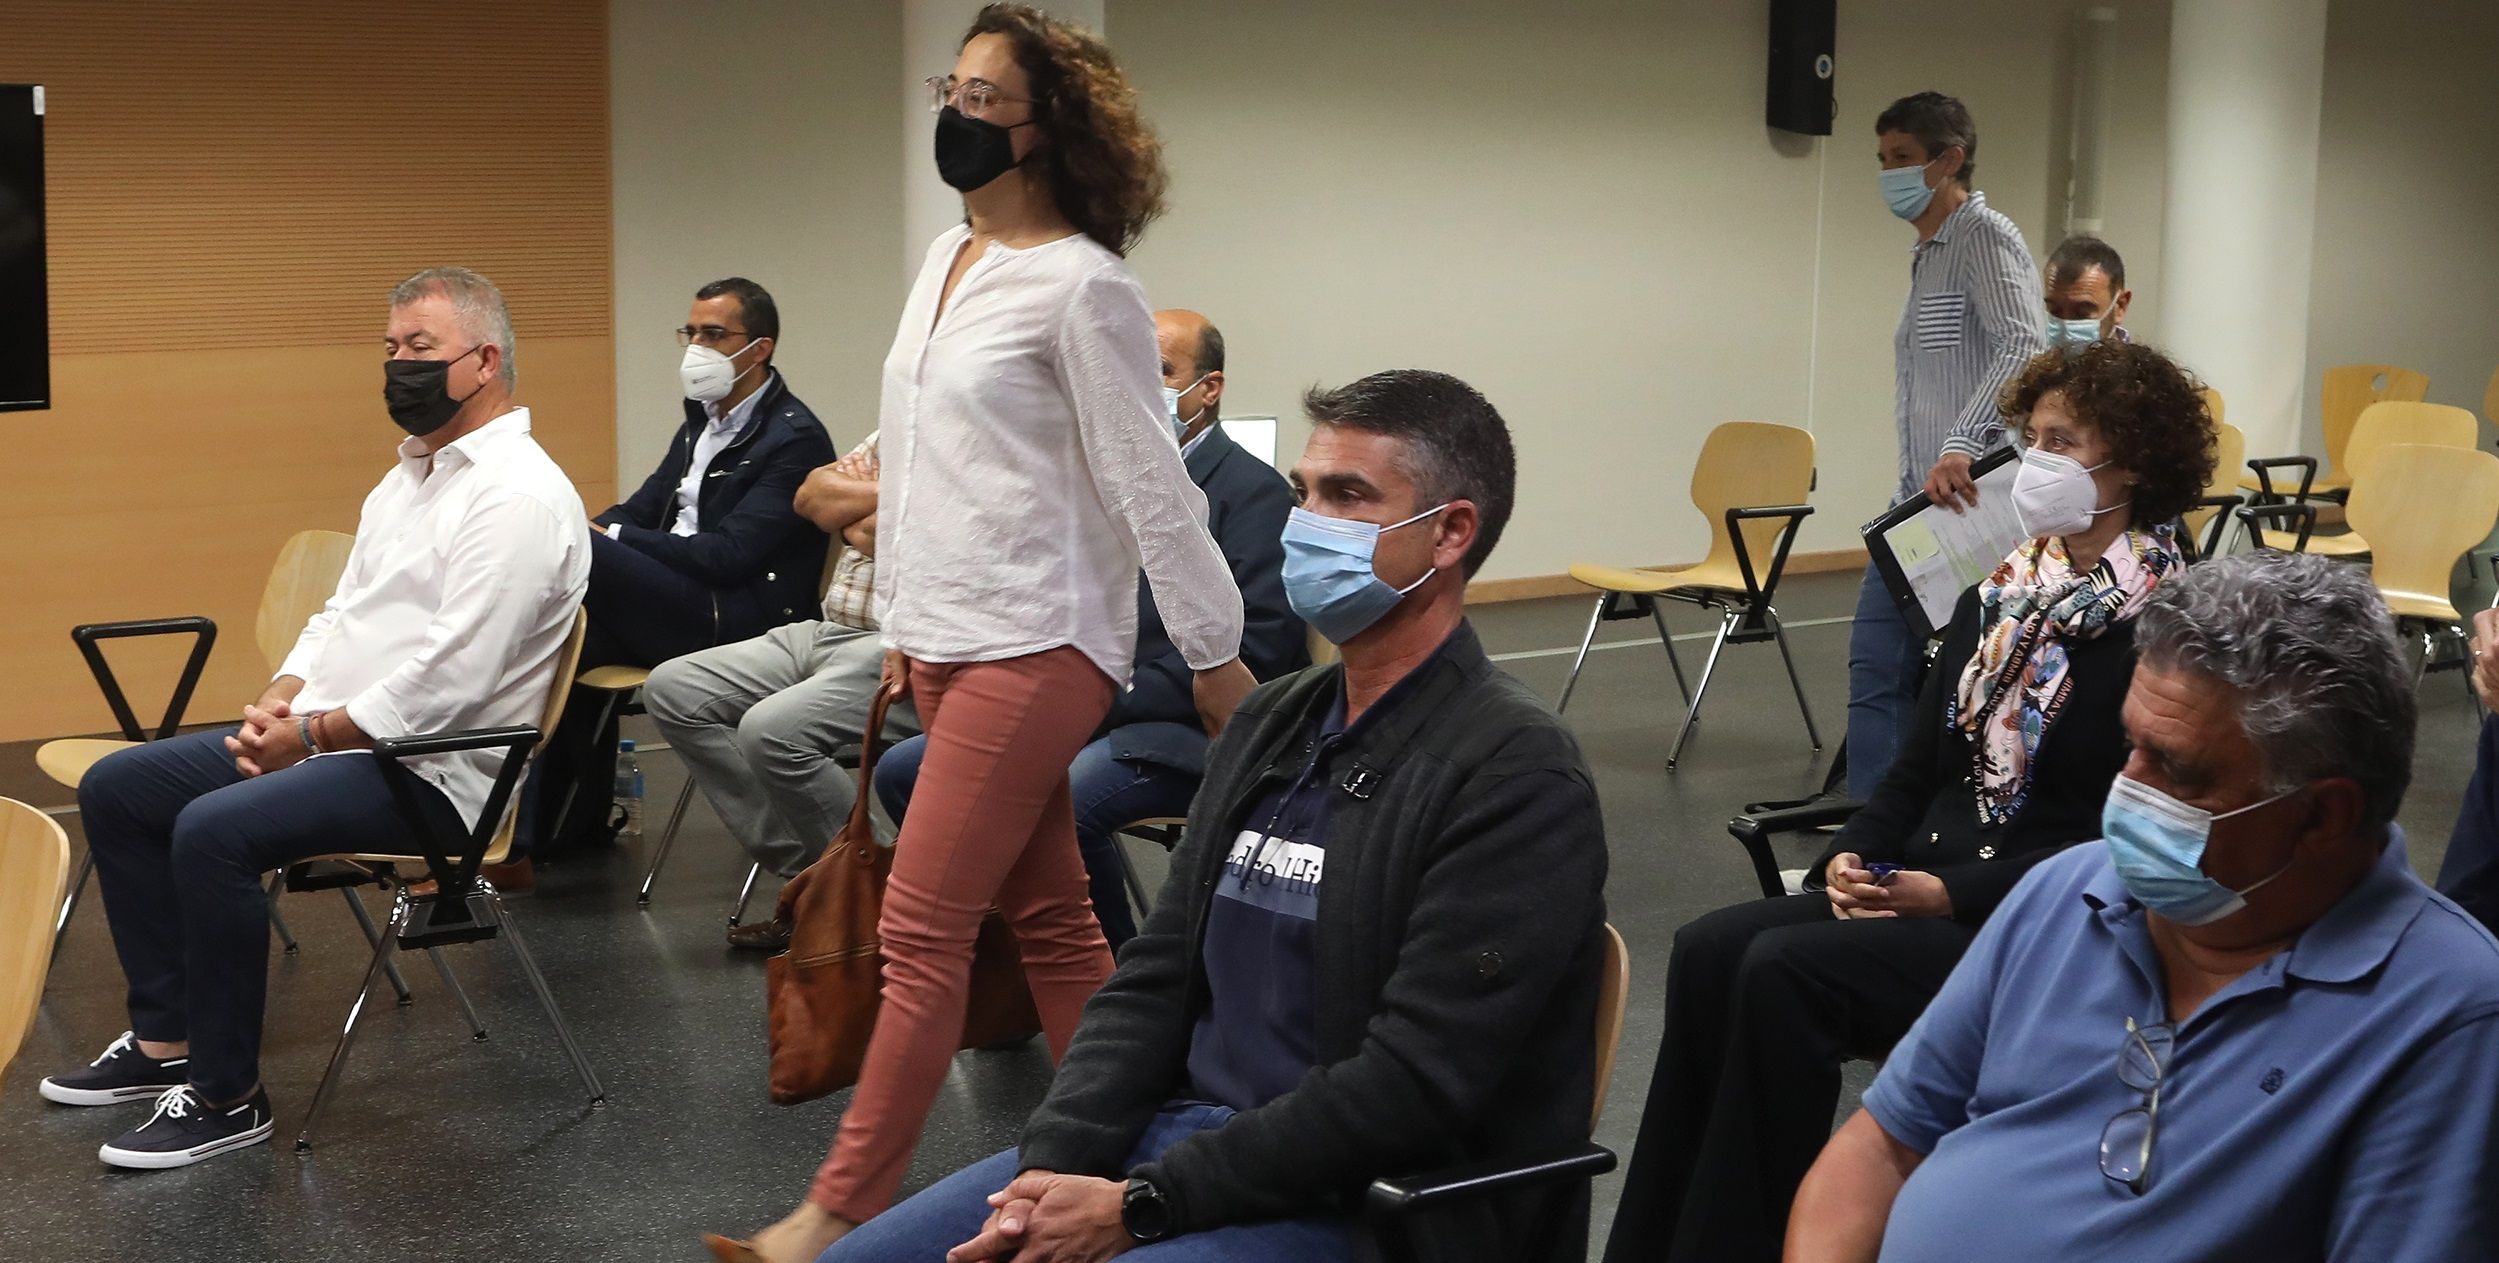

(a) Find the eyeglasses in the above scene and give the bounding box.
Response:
[2099,1016,2173,1195]
[677,325,755,348]
[925,74,1037,120]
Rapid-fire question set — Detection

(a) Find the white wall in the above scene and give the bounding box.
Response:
[609,0,903,482]
[1107,0,2171,581]
[2305,0,2499,442]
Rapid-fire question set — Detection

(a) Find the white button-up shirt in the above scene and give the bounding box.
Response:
[874,226,1243,682]
[670,369,774,537]
[278,408,592,829]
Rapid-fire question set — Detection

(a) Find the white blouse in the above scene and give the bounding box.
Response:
[873,225,1244,683]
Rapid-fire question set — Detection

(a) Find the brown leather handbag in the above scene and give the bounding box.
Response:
[765,687,1043,1106]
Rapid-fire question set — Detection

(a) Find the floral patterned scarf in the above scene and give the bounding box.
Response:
[1950,526,2182,826]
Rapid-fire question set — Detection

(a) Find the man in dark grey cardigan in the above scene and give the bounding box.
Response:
[821,370,1609,1263]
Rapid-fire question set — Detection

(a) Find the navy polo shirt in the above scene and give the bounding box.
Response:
[1185,664,1422,1112]
[1865,832,2499,1260]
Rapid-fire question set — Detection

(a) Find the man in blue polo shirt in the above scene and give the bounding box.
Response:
[1790,552,2499,1261]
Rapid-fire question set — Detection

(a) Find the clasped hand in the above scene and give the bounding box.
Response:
[225,701,310,778]
[1824,852,1952,920]
[945,1169,1132,1263]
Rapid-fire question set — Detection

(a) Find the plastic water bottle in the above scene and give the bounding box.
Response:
[614,739,644,838]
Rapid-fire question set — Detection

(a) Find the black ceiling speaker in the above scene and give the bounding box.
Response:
[1767,0,1836,136]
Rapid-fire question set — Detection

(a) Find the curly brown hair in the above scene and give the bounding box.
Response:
[2000,340,2217,528]
[965,4,1166,256]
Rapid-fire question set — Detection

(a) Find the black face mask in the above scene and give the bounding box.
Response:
[382,344,485,437]
[933,105,1036,193]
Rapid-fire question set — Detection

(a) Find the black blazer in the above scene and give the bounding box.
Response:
[1022,624,1608,1263]
[1815,585,2138,924]
[1102,421,1309,776]
[595,373,834,641]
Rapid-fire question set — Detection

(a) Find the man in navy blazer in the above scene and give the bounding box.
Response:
[873,309,1307,950]
[522,277,832,867]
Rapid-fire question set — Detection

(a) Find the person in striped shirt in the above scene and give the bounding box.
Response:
[1846,91,2047,799]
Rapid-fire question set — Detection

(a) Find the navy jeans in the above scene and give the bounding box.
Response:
[876,733,1196,952]
[820,1102,1356,1262]
[78,727,462,1102]
[1844,564,1926,798]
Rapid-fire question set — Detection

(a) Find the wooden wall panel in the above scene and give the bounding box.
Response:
[0,1,615,744]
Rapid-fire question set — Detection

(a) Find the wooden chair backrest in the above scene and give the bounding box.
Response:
[0,799,73,1087]
[2183,421,2249,546]
[2343,402,2478,486]
[1689,422,1816,581]
[2352,445,2499,618]
[1591,923,1630,1133]
[255,529,356,674]
[2320,364,2431,481]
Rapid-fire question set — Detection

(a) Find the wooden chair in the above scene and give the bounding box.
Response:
[1561,421,1819,768]
[1,799,73,1088]
[2248,402,2480,556]
[2182,420,2248,562]
[290,609,603,1151]
[2237,363,2430,498]
[1366,923,1629,1262]
[2347,444,2499,685]
[38,529,354,951]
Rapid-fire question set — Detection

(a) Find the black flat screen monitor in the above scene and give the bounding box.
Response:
[0,85,48,412]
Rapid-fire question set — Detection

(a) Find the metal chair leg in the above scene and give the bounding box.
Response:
[1768,607,1824,750]
[1646,600,1693,706]
[267,871,299,955]
[295,893,406,1152]
[728,862,763,928]
[483,886,605,1106]
[1666,612,1739,769]
[636,781,698,906]
[337,887,414,1006]
[1555,595,1606,713]
[53,849,94,956]
[424,946,487,1042]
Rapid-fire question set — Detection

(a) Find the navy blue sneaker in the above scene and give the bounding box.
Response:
[38,1032,189,1106]
[98,1085,273,1169]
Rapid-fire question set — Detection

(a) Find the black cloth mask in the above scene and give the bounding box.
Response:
[383,344,485,437]
[933,105,1035,193]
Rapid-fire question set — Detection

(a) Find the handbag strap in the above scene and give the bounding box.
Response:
[840,682,900,836]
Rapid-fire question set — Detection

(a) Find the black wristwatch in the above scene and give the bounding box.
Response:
[1122,1177,1173,1242]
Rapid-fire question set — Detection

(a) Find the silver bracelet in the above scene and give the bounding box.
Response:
[299,713,323,755]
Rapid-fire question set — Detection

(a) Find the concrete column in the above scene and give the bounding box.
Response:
[2157,0,2329,456]
[899,0,1106,278]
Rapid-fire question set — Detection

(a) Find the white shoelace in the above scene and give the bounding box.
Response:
[149,1085,200,1121]
[91,1031,138,1067]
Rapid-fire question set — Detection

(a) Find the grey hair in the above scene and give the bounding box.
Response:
[2134,552,2414,831]
[389,266,517,387]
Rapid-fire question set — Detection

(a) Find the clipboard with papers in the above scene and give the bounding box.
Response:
[1862,446,2028,639]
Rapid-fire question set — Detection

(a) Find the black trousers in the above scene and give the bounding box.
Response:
[522,531,742,855]
[80,727,462,1101]
[1603,894,1976,1263]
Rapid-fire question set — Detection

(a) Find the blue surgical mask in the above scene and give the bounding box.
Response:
[2046,315,2104,348]
[1880,159,1938,220]
[1161,373,1212,442]
[1281,503,1447,644]
[2102,774,2299,926]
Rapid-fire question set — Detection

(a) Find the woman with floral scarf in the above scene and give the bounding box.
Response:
[1606,341,2217,1263]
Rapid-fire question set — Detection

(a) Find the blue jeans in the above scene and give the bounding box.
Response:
[80,727,463,1101]
[822,1102,1357,1262]
[876,734,1196,952]
[1844,564,1925,798]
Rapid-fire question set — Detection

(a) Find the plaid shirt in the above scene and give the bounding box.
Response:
[821,431,879,632]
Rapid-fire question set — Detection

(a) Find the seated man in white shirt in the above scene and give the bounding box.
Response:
[37,266,589,1170]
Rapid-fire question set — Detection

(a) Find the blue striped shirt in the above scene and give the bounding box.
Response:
[1892,191,2047,502]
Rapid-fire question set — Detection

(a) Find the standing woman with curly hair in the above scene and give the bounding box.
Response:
[1603,340,2216,1262]
[707,7,1252,1260]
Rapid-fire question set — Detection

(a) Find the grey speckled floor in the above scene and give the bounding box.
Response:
[1,573,2482,1261]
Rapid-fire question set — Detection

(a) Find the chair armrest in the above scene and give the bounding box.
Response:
[1724,504,1817,606]
[372,725,542,761]
[69,617,218,742]
[2236,502,2318,553]
[2245,456,2318,505]
[2184,493,2244,562]
[1366,1143,1617,1219]
[1729,798,1866,899]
